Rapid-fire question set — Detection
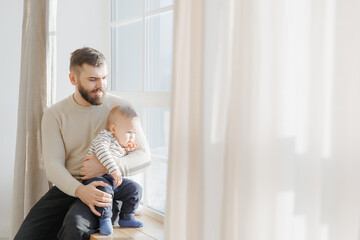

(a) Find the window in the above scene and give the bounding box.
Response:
[110,0,173,221]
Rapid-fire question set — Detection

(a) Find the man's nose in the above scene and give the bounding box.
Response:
[95,79,104,89]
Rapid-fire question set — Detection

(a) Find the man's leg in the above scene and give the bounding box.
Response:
[57,199,99,240]
[14,186,76,240]
[58,175,114,239]
[113,178,143,227]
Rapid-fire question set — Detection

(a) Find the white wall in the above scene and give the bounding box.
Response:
[56,0,110,101]
[0,0,23,238]
[0,0,109,238]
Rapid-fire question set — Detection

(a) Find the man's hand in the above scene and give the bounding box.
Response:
[75,182,112,216]
[80,155,107,180]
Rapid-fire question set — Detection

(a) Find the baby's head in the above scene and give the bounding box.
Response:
[106,105,138,148]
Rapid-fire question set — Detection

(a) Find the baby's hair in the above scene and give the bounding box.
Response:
[106,105,138,130]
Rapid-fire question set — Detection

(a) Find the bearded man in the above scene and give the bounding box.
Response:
[14,47,151,240]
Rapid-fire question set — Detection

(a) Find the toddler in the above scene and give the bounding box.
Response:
[83,105,143,235]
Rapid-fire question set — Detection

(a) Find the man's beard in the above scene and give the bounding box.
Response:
[78,82,106,105]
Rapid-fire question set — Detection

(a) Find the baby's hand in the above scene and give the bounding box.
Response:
[111,170,123,186]
[125,141,138,152]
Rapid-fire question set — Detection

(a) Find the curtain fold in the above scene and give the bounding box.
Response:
[11,0,56,237]
[165,0,360,239]
[164,0,206,239]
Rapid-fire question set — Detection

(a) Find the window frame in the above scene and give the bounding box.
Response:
[108,0,174,223]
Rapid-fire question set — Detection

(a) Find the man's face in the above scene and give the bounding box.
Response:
[76,63,108,105]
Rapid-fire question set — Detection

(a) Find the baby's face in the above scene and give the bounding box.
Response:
[113,117,137,148]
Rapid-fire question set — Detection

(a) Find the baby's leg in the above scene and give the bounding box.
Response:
[83,174,115,235]
[114,178,144,228]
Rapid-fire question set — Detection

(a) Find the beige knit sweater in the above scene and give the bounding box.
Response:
[41,93,151,197]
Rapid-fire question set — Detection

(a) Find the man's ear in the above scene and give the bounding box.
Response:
[109,124,116,135]
[69,72,77,86]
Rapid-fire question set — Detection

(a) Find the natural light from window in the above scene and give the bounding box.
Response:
[110,0,173,220]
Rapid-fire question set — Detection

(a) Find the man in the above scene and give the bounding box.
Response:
[14,47,151,239]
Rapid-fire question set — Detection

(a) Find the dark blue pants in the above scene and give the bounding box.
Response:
[14,178,142,240]
[83,174,142,220]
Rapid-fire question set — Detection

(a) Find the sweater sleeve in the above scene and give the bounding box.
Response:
[92,133,120,174]
[114,118,151,176]
[42,109,82,197]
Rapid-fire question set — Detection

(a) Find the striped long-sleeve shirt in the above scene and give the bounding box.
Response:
[87,129,127,174]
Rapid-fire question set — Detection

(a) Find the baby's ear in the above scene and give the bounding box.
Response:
[109,123,116,134]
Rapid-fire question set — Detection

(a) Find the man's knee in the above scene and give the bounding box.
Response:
[58,200,98,240]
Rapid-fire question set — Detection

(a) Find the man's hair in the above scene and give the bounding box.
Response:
[69,47,106,75]
[106,105,138,130]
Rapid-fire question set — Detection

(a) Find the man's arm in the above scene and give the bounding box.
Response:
[115,118,151,176]
[80,155,108,180]
[42,109,112,216]
[42,109,81,196]
[81,118,151,179]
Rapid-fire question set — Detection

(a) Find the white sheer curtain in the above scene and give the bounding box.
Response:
[11,0,56,237]
[165,0,360,239]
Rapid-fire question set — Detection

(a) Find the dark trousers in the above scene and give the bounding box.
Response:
[83,174,142,220]
[14,178,142,240]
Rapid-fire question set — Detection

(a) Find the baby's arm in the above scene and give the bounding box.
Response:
[111,170,123,186]
[91,132,122,180]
